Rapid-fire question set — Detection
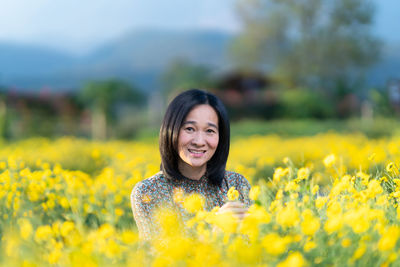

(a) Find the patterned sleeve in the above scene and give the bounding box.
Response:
[131,182,156,240]
[235,173,252,207]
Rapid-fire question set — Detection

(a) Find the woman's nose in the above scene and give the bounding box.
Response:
[192,132,206,146]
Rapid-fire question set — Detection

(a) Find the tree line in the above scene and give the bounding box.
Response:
[0,0,394,140]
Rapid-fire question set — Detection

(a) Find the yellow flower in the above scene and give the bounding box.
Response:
[301,209,320,236]
[368,153,376,161]
[183,193,205,213]
[388,253,398,263]
[302,195,310,204]
[209,211,238,234]
[341,238,351,247]
[283,157,290,164]
[393,178,400,187]
[386,162,397,173]
[48,248,62,264]
[91,149,100,159]
[18,218,33,240]
[249,186,260,201]
[378,226,400,251]
[5,233,20,258]
[366,180,383,198]
[351,243,366,261]
[276,201,300,228]
[356,171,371,185]
[324,216,343,234]
[115,208,124,217]
[326,201,342,217]
[277,252,305,267]
[105,239,122,258]
[285,181,300,192]
[121,230,138,245]
[155,208,182,237]
[344,208,370,234]
[60,221,75,237]
[35,225,53,242]
[21,260,37,267]
[396,206,400,220]
[59,197,69,209]
[227,186,239,201]
[315,196,327,209]
[311,185,319,195]
[227,236,262,265]
[273,167,289,182]
[297,167,310,180]
[262,233,290,256]
[323,154,336,167]
[276,189,284,200]
[304,240,316,252]
[98,223,115,239]
[240,205,270,241]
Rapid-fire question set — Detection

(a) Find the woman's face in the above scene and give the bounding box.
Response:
[177,104,219,174]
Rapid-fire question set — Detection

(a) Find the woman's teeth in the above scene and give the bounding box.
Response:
[189,149,205,154]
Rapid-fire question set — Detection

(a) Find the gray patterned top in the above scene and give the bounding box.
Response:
[131,171,251,240]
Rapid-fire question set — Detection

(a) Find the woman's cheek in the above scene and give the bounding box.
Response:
[209,136,219,151]
[213,135,219,148]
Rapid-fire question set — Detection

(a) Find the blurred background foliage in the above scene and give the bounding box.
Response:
[0,0,399,140]
[232,0,380,91]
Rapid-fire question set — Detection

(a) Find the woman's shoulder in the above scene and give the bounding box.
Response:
[225,170,252,206]
[224,170,250,187]
[224,170,247,181]
[131,172,169,199]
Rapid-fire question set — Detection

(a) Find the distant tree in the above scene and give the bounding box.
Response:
[79,79,145,139]
[0,93,6,139]
[232,0,381,93]
[161,59,214,101]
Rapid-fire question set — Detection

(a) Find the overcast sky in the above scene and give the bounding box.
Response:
[0,0,398,54]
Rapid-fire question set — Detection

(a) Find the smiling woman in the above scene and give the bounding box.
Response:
[177,104,220,180]
[130,89,251,240]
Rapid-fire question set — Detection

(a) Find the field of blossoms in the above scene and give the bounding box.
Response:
[1,133,400,266]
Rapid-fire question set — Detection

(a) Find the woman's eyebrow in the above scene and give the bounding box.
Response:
[208,123,218,129]
[183,121,218,129]
[183,120,196,125]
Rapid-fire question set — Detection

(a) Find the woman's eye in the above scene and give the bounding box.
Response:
[185,127,194,132]
[206,129,216,134]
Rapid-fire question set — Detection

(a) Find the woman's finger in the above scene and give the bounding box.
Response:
[218,206,248,214]
[221,201,246,208]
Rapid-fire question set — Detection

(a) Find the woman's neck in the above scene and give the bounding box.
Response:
[178,162,206,180]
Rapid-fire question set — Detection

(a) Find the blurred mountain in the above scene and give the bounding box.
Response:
[0,29,398,92]
[0,43,76,75]
[0,30,232,92]
[84,30,231,70]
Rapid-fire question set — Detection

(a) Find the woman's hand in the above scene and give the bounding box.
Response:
[218,201,248,220]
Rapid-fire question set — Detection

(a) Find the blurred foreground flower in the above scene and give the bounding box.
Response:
[323,154,336,167]
[183,193,205,213]
[227,186,239,201]
[3,135,400,266]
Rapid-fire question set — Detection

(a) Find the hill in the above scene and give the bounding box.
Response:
[0,30,398,92]
[0,30,232,91]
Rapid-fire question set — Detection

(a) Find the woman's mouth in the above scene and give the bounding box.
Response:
[188,149,206,156]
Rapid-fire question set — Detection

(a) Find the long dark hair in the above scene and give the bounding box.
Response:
[159,89,230,186]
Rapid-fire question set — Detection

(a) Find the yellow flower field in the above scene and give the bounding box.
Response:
[1,133,400,266]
